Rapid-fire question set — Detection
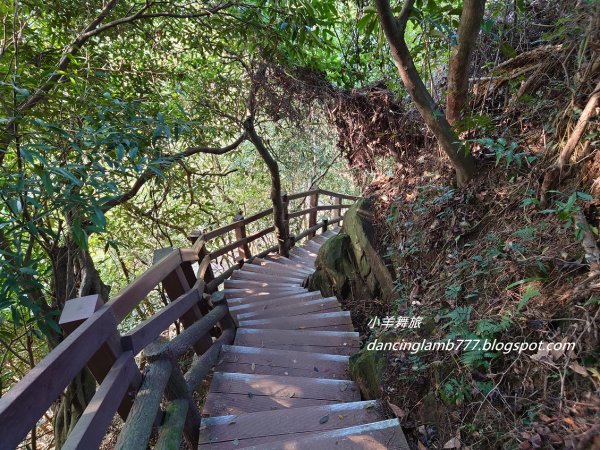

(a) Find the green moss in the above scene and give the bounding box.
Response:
[349,348,387,399]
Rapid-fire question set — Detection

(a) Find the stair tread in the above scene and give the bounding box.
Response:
[198,401,383,449]
[234,297,340,320]
[208,372,360,402]
[214,345,350,379]
[235,419,409,450]
[228,291,324,312]
[238,311,354,332]
[234,328,359,355]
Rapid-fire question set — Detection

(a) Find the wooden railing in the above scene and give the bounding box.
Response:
[0,188,358,450]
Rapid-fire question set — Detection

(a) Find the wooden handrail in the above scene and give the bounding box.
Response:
[0,188,358,450]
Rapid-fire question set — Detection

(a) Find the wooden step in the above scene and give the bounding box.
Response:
[214,345,350,379]
[238,311,354,332]
[223,288,307,301]
[228,291,324,313]
[234,329,360,355]
[241,263,310,278]
[204,372,360,417]
[235,297,340,320]
[291,247,317,258]
[236,419,409,450]
[310,235,328,244]
[268,256,313,270]
[198,401,383,449]
[224,279,301,290]
[302,241,322,252]
[226,289,310,305]
[202,392,335,417]
[232,270,305,283]
[289,254,314,265]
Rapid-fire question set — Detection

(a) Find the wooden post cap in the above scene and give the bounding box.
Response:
[153,247,174,265]
[59,294,103,334]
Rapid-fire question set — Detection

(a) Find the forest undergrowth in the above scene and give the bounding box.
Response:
[357,44,600,450]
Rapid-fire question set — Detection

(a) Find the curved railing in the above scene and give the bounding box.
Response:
[0,188,359,450]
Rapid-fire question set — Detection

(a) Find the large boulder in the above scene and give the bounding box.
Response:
[308,197,396,303]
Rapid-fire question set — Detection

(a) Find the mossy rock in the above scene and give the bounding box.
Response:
[341,197,395,302]
[308,197,396,303]
[349,347,387,400]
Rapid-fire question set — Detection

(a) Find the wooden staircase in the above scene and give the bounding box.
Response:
[198,229,409,449]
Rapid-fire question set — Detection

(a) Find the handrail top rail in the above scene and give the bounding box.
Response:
[188,188,359,242]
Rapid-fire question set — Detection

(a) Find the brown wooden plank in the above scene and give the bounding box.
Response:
[214,361,347,379]
[238,311,354,331]
[255,262,313,276]
[287,189,319,201]
[228,292,324,313]
[234,298,340,320]
[233,419,408,450]
[209,372,359,402]
[202,392,335,416]
[0,305,117,449]
[110,250,182,321]
[62,352,139,450]
[318,189,360,201]
[310,235,328,245]
[232,270,305,283]
[234,329,359,348]
[288,254,314,267]
[198,401,382,449]
[232,343,356,356]
[240,263,310,278]
[121,288,202,355]
[265,256,313,270]
[291,247,317,258]
[302,241,322,252]
[224,279,301,290]
[215,345,350,379]
[224,288,307,302]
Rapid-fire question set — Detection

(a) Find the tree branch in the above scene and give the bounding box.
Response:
[102,132,246,210]
[0,0,237,163]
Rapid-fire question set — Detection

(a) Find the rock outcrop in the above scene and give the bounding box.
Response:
[308,197,396,303]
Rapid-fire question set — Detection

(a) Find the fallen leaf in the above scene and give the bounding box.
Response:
[339,384,348,392]
[314,366,319,372]
[387,401,406,419]
[290,392,295,398]
[569,362,588,377]
[443,437,461,448]
[247,392,254,399]
[319,415,329,424]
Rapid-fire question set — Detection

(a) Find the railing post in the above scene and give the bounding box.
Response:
[308,185,319,238]
[234,212,251,261]
[210,291,236,332]
[196,239,215,285]
[332,195,342,219]
[321,218,329,234]
[153,249,212,355]
[59,295,141,420]
[282,192,291,253]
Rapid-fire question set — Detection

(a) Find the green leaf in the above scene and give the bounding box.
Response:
[516,284,541,314]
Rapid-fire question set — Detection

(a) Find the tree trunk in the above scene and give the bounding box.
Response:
[374,0,477,186]
[244,118,291,257]
[50,232,111,449]
[446,0,486,125]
